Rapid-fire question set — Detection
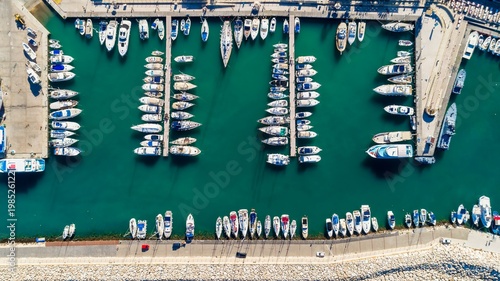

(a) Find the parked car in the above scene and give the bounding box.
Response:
[316,251,325,258]
[441,238,451,245]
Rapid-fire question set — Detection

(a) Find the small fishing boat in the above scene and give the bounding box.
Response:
[296,56,317,64]
[130,218,137,239]
[256,220,262,238]
[272,216,280,238]
[151,50,164,56]
[54,147,82,156]
[301,216,308,239]
[201,18,209,42]
[420,209,427,226]
[62,225,70,240]
[239,209,249,238]
[348,21,357,45]
[74,18,85,36]
[51,121,80,131]
[269,17,277,33]
[137,220,147,239]
[170,137,196,145]
[405,213,412,228]
[157,20,165,40]
[371,217,379,232]
[294,17,300,33]
[28,37,37,47]
[326,218,333,238]
[174,55,194,63]
[296,69,318,77]
[290,220,297,239]
[230,211,239,238]
[451,211,457,224]
[336,22,347,54]
[428,211,436,226]
[413,210,420,227]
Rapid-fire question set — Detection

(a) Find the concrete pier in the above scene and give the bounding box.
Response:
[1,1,50,160]
[162,16,171,157]
[288,15,296,158]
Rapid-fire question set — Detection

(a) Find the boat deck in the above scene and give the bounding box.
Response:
[162,16,172,157]
[1,1,49,160]
[288,14,296,158]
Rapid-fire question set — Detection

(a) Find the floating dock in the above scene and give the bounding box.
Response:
[162,16,172,157]
[288,15,296,158]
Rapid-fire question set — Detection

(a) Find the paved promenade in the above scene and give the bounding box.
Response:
[0,0,49,159]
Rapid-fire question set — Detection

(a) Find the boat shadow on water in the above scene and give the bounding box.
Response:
[169,155,199,167]
[0,172,44,193]
[362,157,414,179]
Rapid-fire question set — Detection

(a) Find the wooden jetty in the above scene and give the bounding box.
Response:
[162,16,172,157]
[288,15,297,158]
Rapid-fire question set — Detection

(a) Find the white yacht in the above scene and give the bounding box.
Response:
[171,19,179,41]
[381,22,414,32]
[49,89,79,100]
[270,18,276,33]
[164,211,172,239]
[157,20,165,40]
[134,147,161,156]
[185,214,194,240]
[260,18,269,40]
[131,124,163,133]
[373,84,412,96]
[463,31,479,60]
[155,214,164,239]
[169,145,201,156]
[239,209,249,238]
[298,155,321,163]
[357,21,366,42]
[118,20,131,57]
[250,18,260,40]
[220,21,233,68]
[233,18,243,49]
[98,21,108,45]
[348,21,357,45]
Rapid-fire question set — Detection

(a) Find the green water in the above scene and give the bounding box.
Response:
[2,5,500,239]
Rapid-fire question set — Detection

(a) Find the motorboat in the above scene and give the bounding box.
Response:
[267,154,290,166]
[49,49,63,56]
[489,38,498,53]
[479,35,491,51]
[372,131,412,144]
[260,18,269,40]
[170,145,201,156]
[63,225,70,240]
[137,220,147,239]
[141,114,162,122]
[145,134,164,142]
[26,61,41,74]
[413,210,420,227]
[174,55,194,63]
[139,97,164,106]
[296,56,316,64]
[227,211,238,238]
[437,103,456,150]
[173,74,195,82]
[50,130,75,139]
[180,19,185,33]
[266,107,288,116]
[257,116,289,125]
[373,84,412,96]
[387,211,396,230]
[145,56,163,63]
[243,18,252,40]
[49,109,82,120]
[201,18,209,42]
[215,217,223,239]
[390,56,411,64]
[397,51,411,57]
[49,89,79,100]
[381,22,414,32]
[164,211,172,239]
[22,42,36,61]
[140,139,162,147]
[377,64,413,75]
[366,144,413,159]
[171,19,179,41]
[462,31,479,60]
[0,158,45,173]
[479,195,493,228]
[186,214,195,241]
[249,209,257,239]
[157,20,165,40]
[50,100,78,110]
[184,18,191,36]
[118,20,131,57]
[405,213,412,228]
[273,216,281,237]
[172,101,194,110]
[223,216,231,238]
[51,121,80,131]
[371,217,379,232]
[361,205,371,234]
[332,214,340,237]
[129,218,137,239]
[262,137,288,146]
[456,204,466,225]
[326,218,333,238]
[74,18,85,36]
[281,214,290,239]
[50,64,75,73]
[264,215,271,238]
[451,211,457,224]
[298,146,321,155]
[452,69,466,95]
[50,55,74,64]
[348,21,356,45]
[54,147,81,156]
[98,21,108,45]
[283,19,289,34]
[250,18,260,40]
[296,76,312,83]
[297,131,317,139]
[220,21,233,68]
[256,220,262,238]
[142,84,164,91]
[172,92,198,101]
[296,91,319,99]
[268,92,288,100]
[134,147,160,156]
[296,99,320,107]
[170,137,197,146]
[296,63,312,70]
[388,74,412,84]
[294,17,300,33]
[297,124,313,131]
[239,209,249,238]
[142,76,164,84]
[296,69,317,78]
[271,58,287,64]
[471,204,481,227]
[384,105,414,116]
[49,41,62,49]
[131,124,163,133]
[336,22,347,54]
[171,120,201,131]
[27,68,41,84]
[145,63,163,70]
[145,70,164,76]
[233,18,243,48]
[398,40,413,47]
[270,18,276,33]
[420,209,427,226]
[268,100,288,107]
[155,214,164,239]
[290,220,297,239]
[171,111,194,120]
[358,21,366,42]
[301,216,308,239]
[85,19,93,39]
[297,82,321,91]
[298,155,321,163]
[138,105,161,114]
[296,112,312,119]
[49,138,78,148]
[428,211,436,226]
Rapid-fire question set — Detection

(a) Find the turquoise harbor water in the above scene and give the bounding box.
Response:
[1,5,500,239]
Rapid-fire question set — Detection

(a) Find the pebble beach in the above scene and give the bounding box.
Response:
[3,242,499,280]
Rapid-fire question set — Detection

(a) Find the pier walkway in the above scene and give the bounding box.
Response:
[162,16,172,157]
[414,5,467,156]
[288,15,296,158]
[1,1,49,159]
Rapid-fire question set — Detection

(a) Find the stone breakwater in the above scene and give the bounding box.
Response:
[2,244,499,280]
